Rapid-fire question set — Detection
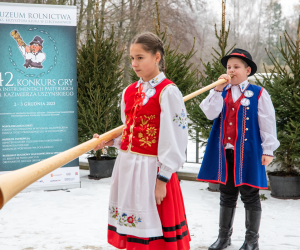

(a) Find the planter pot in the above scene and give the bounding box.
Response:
[208,183,220,192]
[87,156,116,180]
[268,174,300,199]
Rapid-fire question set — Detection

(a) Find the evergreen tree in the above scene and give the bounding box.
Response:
[129,1,204,150]
[256,17,300,174]
[129,2,200,98]
[265,0,285,65]
[187,0,235,145]
[129,1,234,152]
[77,23,124,160]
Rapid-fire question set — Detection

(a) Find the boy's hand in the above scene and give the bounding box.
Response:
[262,155,273,166]
[215,74,231,91]
[155,179,167,205]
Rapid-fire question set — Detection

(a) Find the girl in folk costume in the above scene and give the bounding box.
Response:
[197,49,279,250]
[93,32,191,250]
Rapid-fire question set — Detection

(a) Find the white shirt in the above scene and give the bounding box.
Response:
[18,45,46,63]
[114,72,188,179]
[200,79,280,156]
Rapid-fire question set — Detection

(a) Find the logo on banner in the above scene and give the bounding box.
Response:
[8,27,59,78]
[51,173,62,177]
[65,178,75,181]
[75,172,78,175]
[11,30,46,69]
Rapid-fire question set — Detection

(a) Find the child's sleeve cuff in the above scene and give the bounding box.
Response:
[263,150,273,157]
[157,168,172,183]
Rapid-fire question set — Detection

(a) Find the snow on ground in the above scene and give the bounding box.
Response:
[0,169,299,250]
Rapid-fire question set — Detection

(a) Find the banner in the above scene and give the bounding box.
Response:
[0,3,79,189]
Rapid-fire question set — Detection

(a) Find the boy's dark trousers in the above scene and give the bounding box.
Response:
[220,149,261,211]
[209,149,262,250]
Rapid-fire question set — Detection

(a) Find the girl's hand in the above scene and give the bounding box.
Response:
[262,155,273,166]
[215,74,231,91]
[155,179,167,205]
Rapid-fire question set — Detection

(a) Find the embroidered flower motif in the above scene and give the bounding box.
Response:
[121,115,130,143]
[146,127,157,136]
[138,115,157,148]
[121,130,127,142]
[173,109,188,129]
[110,207,119,219]
[110,207,142,228]
[138,133,143,138]
[151,77,159,85]
[139,137,152,147]
[127,216,134,223]
[239,82,248,92]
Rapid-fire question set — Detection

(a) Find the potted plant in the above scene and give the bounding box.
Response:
[87,147,117,180]
[256,18,300,199]
[77,23,124,179]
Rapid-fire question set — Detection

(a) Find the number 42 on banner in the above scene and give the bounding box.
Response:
[0,72,14,87]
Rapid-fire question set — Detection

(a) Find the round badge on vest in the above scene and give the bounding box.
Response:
[244,90,254,98]
[145,88,156,98]
[241,98,250,106]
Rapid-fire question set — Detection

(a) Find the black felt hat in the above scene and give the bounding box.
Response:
[221,48,257,76]
[30,36,44,46]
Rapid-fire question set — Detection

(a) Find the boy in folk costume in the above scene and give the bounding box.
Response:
[197,49,279,250]
[94,32,191,250]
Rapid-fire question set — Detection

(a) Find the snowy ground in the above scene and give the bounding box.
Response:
[0,169,299,250]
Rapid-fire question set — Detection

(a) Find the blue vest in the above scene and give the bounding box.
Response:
[197,84,268,189]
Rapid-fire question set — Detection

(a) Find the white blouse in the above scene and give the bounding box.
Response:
[113,72,188,180]
[200,79,280,156]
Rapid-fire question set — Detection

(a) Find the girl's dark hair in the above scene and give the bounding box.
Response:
[131,32,165,72]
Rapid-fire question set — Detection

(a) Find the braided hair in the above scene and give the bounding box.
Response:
[131,32,165,72]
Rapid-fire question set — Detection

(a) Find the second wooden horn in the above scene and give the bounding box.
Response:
[0,76,230,210]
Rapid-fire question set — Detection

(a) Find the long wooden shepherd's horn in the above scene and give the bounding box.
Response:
[0,76,230,209]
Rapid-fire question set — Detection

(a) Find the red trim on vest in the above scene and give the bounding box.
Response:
[222,91,230,185]
[258,87,264,99]
[239,106,247,184]
[196,179,268,189]
[235,183,269,189]
[196,178,226,185]
[233,97,243,187]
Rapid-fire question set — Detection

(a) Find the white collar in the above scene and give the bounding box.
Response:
[225,79,249,93]
[136,72,166,88]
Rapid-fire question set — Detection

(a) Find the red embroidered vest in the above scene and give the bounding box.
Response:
[120,79,174,156]
[223,89,245,145]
